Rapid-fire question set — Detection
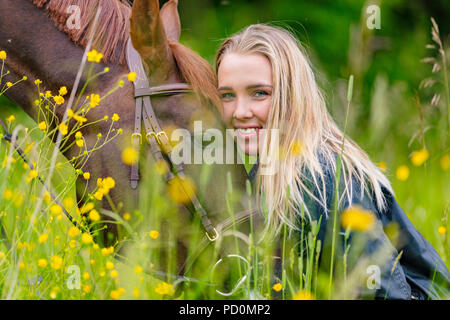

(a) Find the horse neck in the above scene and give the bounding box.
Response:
[0,0,125,123]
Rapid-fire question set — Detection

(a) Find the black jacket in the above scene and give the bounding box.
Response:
[247,155,450,300]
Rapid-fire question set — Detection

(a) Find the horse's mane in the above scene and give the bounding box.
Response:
[31,0,221,108]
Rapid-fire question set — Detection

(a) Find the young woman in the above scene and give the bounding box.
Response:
[214,23,449,299]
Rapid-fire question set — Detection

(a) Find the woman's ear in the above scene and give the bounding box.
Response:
[160,0,181,42]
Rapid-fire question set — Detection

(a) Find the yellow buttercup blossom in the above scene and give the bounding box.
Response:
[3,189,12,200]
[149,230,159,240]
[134,266,143,275]
[83,172,91,180]
[82,272,90,280]
[38,121,47,131]
[45,91,52,98]
[341,205,376,232]
[89,209,100,221]
[38,233,49,243]
[68,226,80,238]
[112,113,120,122]
[272,283,282,292]
[396,165,410,181]
[69,240,77,248]
[29,169,38,179]
[50,204,62,216]
[128,72,137,82]
[133,288,140,298]
[81,233,93,244]
[90,94,101,108]
[154,282,174,295]
[34,79,42,85]
[94,191,103,201]
[167,176,196,204]
[0,50,6,60]
[53,95,65,105]
[0,252,5,259]
[110,288,125,300]
[101,246,114,256]
[76,139,84,148]
[6,115,15,123]
[122,147,138,165]
[103,177,116,189]
[293,290,315,300]
[411,149,429,166]
[59,122,68,135]
[6,82,12,88]
[441,154,450,171]
[87,49,103,63]
[50,255,63,270]
[83,284,91,293]
[123,212,131,221]
[438,226,446,235]
[59,86,68,96]
[110,269,118,278]
[106,261,114,270]
[80,202,94,214]
[37,258,48,268]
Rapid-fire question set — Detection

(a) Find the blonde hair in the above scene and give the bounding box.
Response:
[215,24,394,236]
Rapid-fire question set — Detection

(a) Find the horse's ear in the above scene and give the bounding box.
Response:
[160,0,181,42]
[130,0,175,82]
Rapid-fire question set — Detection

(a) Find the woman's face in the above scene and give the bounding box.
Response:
[218,52,272,155]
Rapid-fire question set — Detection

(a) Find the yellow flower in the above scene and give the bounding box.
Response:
[49,287,60,299]
[82,272,90,280]
[3,189,12,200]
[59,86,68,96]
[45,91,52,98]
[104,67,110,73]
[110,269,118,278]
[76,139,84,148]
[83,172,91,180]
[53,95,65,105]
[29,169,38,179]
[167,176,196,204]
[83,284,91,293]
[112,113,120,122]
[37,258,48,268]
[68,226,80,238]
[38,233,48,243]
[34,79,42,85]
[101,246,114,256]
[149,230,159,240]
[69,240,77,248]
[87,50,103,63]
[341,205,376,232]
[59,122,68,135]
[89,209,100,221]
[378,161,387,173]
[122,147,138,165]
[0,50,6,60]
[272,283,282,292]
[123,212,131,221]
[81,233,93,244]
[128,72,137,82]
[6,115,15,123]
[103,177,115,189]
[73,114,87,124]
[89,94,101,108]
[6,82,13,88]
[67,109,74,118]
[411,149,429,166]
[154,282,174,295]
[134,266,143,275]
[38,121,47,131]
[50,255,63,270]
[18,261,25,269]
[438,226,446,235]
[441,154,450,171]
[292,290,315,300]
[290,140,303,156]
[106,261,114,270]
[0,252,5,259]
[396,165,410,181]
[94,191,103,201]
[110,288,125,300]
[50,204,62,216]
[133,287,140,298]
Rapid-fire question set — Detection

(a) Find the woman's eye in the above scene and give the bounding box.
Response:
[254,90,269,97]
[220,92,234,99]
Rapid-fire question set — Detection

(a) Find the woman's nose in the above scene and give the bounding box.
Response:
[233,97,253,120]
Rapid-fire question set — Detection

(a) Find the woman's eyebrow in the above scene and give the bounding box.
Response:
[218,84,273,91]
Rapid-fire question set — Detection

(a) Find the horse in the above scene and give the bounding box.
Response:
[0,0,265,291]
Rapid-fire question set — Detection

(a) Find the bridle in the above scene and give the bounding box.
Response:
[126,38,219,241]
